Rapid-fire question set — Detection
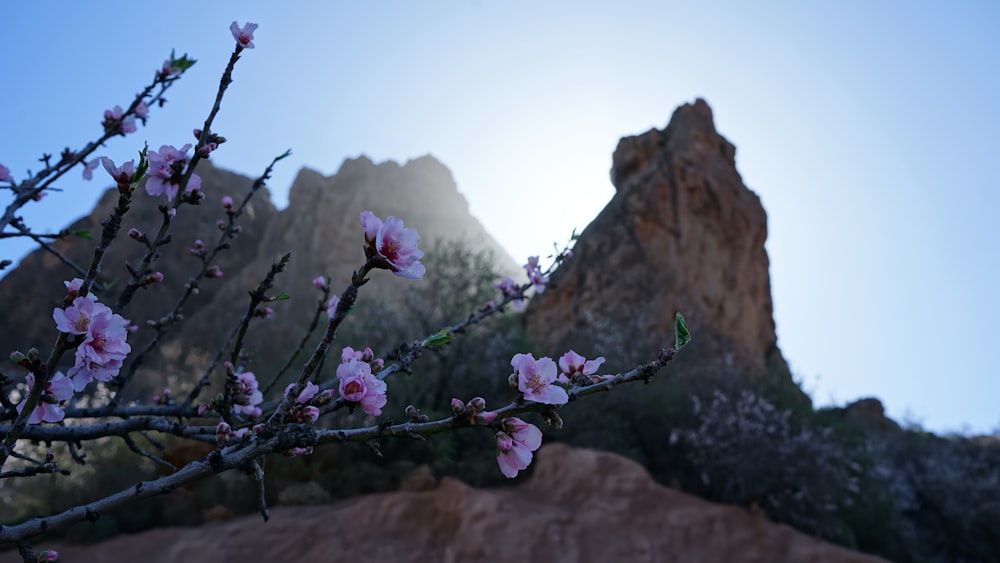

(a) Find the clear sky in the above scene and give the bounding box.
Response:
[1,1,997,434]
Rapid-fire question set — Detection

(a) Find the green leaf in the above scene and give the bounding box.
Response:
[271,292,290,302]
[72,229,93,240]
[422,328,453,347]
[169,49,197,72]
[675,312,691,350]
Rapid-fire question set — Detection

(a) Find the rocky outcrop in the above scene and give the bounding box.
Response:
[146,155,519,391]
[524,99,785,379]
[36,444,885,563]
[0,161,278,357]
[0,156,518,397]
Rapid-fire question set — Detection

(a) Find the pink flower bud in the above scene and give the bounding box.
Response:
[312,276,327,291]
[469,397,487,412]
[197,404,211,417]
[36,550,59,562]
[475,411,498,425]
[216,421,233,445]
[451,398,466,415]
[128,228,144,241]
[206,265,224,278]
[221,195,234,211]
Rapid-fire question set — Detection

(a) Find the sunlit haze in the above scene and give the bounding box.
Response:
[2,1,997,433]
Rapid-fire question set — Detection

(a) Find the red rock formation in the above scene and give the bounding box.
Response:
[525,99,786,379]
[32,444,885,563]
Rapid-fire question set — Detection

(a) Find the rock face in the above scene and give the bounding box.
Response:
[34,445,885,563]
[0,161,278,357]
[525,99,784,378]
[0,156,517,395]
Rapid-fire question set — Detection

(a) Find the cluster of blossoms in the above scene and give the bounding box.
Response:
[336,346,387,416]
[231,369,264,418]
[360,211,425,279]
[53,278,132,393]
[146,144,202,200]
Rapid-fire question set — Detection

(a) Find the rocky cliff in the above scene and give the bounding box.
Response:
[0,162,278,356]
[32,445,886,563]
[525,99,787,380]
[0,156,518,395]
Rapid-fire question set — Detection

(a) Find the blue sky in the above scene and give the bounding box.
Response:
[1,1,997,434]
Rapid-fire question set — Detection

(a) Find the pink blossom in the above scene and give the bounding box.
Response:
[145,144,202,200]
[523,255,540,274]
[337,359,387,416]
[0,163,12,183]
[77,310,131,366]
[53,296,104,335]
[529,270,548,293]
[16,372,74,424]
[233,371,263,418]
[359,211,425,280]
[495,417,543,478]
[558,350,607,383]
[82,158,100,181]
[100,157,136,185]
[284,381,319,405]
[312,276,327,291]
[512,353,568,405]
[230,21,258,49]
[326,295,340,319]
[64,278,84,298]
[68,354,123,391]
[135,101,149,119]
[102,106,136,135]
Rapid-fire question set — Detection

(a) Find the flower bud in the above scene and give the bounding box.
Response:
[370,358,384,372]
[361,347,375,363]
[221,195,234,211]
[197,404,212,417]
[193,128,203,139]
[128,228,146,242]
[312,276,328,291]
[469,397,487,412]
[206,265,224,278]
[405,405,418,418]
[508,373,518,390]
[216,421,233,446]
[299,406,320,423]
[36,550,59,562]
[450,398,465,415]
[475,411,498,425]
